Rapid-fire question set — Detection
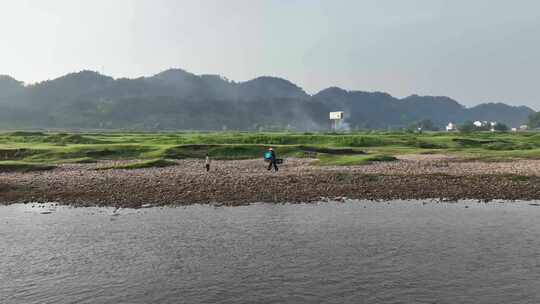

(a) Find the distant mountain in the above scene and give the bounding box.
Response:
[237,76,309,100]
[465,103,533,126]
[0,75,25,105]
[313,89,533,129]
[0,68,534,130]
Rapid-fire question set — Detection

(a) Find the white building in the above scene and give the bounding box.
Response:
[473,120,498,131]
[489,122,499,132]
[446,122,457,132]
[473,121,484,127]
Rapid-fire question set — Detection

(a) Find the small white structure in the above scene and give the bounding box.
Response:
[511,128,518,132]
[446,122,457,132]
[329,111,344,131]
[520,125,529,131]
[489,122,498,132]
[329,111,344,120]
[473,120,498,131]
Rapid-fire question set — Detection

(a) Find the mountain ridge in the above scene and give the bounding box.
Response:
[0,68,534,130]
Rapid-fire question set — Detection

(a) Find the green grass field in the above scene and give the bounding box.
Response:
[1,131,539,171]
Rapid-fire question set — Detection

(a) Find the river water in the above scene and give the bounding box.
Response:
[2,201,540,304]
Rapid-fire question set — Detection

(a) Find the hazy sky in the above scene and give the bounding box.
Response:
[1,0,539,108]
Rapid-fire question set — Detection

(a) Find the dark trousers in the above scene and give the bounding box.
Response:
[267,160,278,171]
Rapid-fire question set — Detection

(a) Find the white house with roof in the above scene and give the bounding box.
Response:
[472,121,498,131]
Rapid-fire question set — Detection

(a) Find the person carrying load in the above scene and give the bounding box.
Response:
[264,147,279,172]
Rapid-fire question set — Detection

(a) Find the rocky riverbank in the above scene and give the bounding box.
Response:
[2,156,540,207]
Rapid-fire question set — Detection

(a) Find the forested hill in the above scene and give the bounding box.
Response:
[0,69,534,131]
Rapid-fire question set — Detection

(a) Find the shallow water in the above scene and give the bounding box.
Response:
[2,201,540,304]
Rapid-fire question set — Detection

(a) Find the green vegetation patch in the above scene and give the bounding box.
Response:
[25,145,158,163]
[163,144,265,160]
[297,146,366,155]
[163,144,367,160]
[315,154,397,166]
[452,138,500,147]
[63,157,98,164]
[1,132,109,145]
[483,142,535,151]
[1,131,540,166]
[406,139,448,149]
[0,148,41,160]
[8,131,47,137]
[44,133,110,145]
[0,161,56,172]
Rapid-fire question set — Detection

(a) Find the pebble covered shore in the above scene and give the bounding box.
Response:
[2,155,540,207]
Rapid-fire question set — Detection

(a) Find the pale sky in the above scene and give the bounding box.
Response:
[1,0,539,108]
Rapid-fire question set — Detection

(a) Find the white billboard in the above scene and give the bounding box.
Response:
[329,111,344,120]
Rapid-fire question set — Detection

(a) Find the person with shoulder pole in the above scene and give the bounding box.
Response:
[264,147,279,172]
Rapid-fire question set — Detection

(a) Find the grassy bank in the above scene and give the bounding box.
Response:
[0,161,56,172]
[1,131,539,169]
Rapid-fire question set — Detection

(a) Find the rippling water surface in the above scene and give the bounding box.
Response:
[2,201,540,304]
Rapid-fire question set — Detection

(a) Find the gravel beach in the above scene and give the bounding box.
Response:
[2,155,540,207]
